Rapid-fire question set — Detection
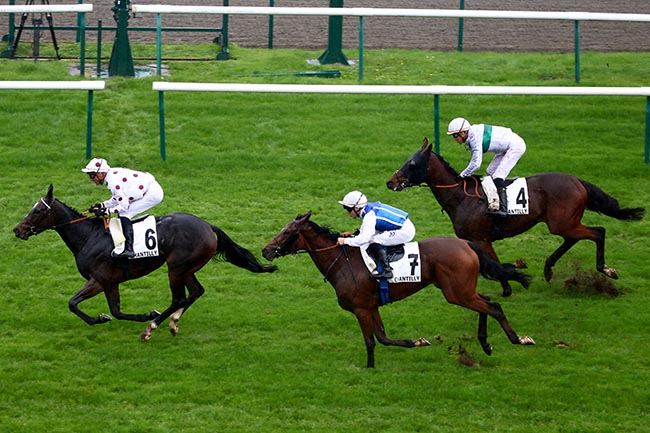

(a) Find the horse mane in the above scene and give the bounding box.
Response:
[432,152,461,178]
[301,218,341,242]
[56,199,84,218]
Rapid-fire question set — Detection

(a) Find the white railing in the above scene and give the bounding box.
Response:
[0,80,105,157]
[152,82,650,163]
[133,6,650,81]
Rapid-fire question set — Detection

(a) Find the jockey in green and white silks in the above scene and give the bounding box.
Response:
[337,191,416,279]
[447,117,527,216]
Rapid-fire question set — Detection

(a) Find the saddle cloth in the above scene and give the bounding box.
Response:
[480,177,530,215]
[108,215,160,258]
[360,242,421,283]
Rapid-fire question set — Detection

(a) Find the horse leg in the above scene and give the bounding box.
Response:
[141,272,188,341]
[168,274,206,336]
[475,241,512,297]
[544,238,578,282]
[68,279,113,325]
[477,294,492,355]
[371,309,430,348]
[103,283,160,322]
[353,309,378,368]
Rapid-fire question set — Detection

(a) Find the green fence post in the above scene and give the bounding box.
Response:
[79,11,87,76]
[457,0,464,52]
[574,20,580,83]
[645,96,649,164]
[358,16,364,81]
[86,90,94,159]
[317,0,350,65]
[108,0,135,77]
[434,95,440,154]
[156,13,162,76]
[159,91,166,161]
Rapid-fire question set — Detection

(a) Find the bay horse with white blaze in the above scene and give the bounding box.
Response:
[386,138,645,296]
[262,212,535,368]
[14,185,277,341]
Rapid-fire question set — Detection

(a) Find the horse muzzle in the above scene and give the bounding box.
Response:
[13,222,37,240]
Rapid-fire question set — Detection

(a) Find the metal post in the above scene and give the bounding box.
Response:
[97,20,102,76]
[574,20,580,83]
[108,0,135,77]
[158,91,166,161]
[156,13,162,76]
[434,95,440,154]
[79,12,86,76]
[86,90,94,159]
[457,0,464,52]
[317,0,350,65]
[645,96,650,164]
[76,0,82,42]
[216,0,229,60]
[358,16,363,81]
[268,0,274,49]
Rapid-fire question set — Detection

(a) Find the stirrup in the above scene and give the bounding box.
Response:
[488,208,508,217]
[371,269,393,280]
[112,249,135,258]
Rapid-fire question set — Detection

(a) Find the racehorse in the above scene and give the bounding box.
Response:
[386,138,645,296]
[14,185,277,341]
[262,212,535,368]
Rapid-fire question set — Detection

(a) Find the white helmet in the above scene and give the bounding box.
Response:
[81,158,111,173]
[447,117,471,135]
[338,190,368,208]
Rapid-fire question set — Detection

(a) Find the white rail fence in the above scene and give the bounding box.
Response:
[0,80,105,157]
[152,82,650,163]
[133,5,650,81]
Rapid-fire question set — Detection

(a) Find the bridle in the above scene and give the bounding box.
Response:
[25,197,93,236]
[268,220,357,285]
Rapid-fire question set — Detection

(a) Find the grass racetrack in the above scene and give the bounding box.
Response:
[1,44,649,432]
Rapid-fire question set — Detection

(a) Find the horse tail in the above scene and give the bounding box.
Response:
[468,242,532,289]
[580,179,645,221]
[211,226,278,273]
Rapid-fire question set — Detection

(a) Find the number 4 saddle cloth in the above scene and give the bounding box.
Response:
[360,242,422,283]
[108,215,160,259]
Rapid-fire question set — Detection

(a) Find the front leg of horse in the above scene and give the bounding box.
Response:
[104,284,161,323]
[475,241,512,296]
[371,309,431,349]
[141,299,186,341]
[69,281,114,325]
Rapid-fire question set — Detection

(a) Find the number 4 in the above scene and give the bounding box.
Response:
[516,187,527,207]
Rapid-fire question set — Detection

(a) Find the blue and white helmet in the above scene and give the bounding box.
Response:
[338,191,368,209]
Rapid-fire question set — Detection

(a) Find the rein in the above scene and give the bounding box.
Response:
[434,177,481,199]
[30,198,97,233]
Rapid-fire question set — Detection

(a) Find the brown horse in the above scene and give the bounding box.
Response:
[386,138,645,296]
[262,212,535,368]
[14,185,277,341]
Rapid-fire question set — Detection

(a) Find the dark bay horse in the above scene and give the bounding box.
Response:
[262,212,535,368]
[14,185,277,341]
[386,138,645,296]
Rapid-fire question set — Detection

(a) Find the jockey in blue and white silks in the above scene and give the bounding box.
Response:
[337,191,416,279]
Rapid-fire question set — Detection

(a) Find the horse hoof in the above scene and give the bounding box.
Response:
[519,336,535,345]
[544,268,553,282]
[414,337,431,347]
[603,266,619,280]
[150,310,161,319]
[98,313,112,323]
[514,259,528,269]
[482,344,493,356]
[502,287,512,297]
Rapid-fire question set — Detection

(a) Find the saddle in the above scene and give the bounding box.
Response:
[385,244,405,263]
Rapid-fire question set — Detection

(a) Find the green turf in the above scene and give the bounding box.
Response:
[1,44,649,432]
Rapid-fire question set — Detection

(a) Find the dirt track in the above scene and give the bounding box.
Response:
[2,1,650,52]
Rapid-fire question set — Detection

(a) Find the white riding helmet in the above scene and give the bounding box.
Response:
[81,158,111,173]
[338,190,368,209]
[447,117,471,135]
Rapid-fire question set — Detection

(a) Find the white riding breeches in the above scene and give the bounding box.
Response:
[120,182,164,219]
[486,133,526,179]
[368,218,416,246]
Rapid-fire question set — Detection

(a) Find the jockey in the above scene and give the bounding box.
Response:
[447,117,526,217]
[82,158,164,258]
[336,190,416,279]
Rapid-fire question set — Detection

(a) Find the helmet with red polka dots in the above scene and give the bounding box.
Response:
[81,158,111,173]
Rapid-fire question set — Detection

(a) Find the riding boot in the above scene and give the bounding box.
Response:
[366,243,393,280]
[492,178,508,217]
[112,217,135,258]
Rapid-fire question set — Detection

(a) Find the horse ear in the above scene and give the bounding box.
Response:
[46,184,54,200]
[422,137,429,148]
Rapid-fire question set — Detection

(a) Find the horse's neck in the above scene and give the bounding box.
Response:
[302,231,345,276]
[428,157,466,214]
[53,205,98,255]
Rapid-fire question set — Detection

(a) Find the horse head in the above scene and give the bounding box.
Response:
[386,137,433,191]
[14,184,59,240]
[262,212,312,260]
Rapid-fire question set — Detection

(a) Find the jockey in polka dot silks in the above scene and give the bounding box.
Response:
[447,117,527,217]
[82,158,164,258]
[336,190,416,279]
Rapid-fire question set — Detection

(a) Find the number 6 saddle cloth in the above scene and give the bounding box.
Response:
[108,215,160,259]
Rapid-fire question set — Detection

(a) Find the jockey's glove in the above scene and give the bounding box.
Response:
[88,203,106,217]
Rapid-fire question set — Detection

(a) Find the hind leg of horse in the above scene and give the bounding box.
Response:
[371,309,431,348]
[477,302,492,355]
[68,279,113,325]
[103,283,160,323]
[544,238,578,282]
[141,272,188,341]
[168,275,206,336]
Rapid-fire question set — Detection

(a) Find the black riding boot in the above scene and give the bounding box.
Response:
[366,243,393,280]
[112,217,135,258]
[493,178,508,217]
